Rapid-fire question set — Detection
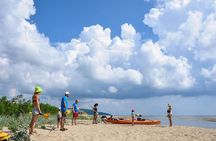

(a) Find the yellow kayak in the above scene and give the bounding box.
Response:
[0,131,11,141]
[0,131,8,138]
[0,135,11,141]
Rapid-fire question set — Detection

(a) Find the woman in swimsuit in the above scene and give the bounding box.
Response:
[167,104,172,127]
[92,103,98,124]
[29,86,43,134]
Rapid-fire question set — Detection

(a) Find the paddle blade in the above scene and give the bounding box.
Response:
[65,110,71,115]
[43,113,50,119]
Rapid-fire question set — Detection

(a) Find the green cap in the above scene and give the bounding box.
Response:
[35,86,43,94]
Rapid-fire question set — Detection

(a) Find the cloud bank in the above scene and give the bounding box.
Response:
[0,0,216,111]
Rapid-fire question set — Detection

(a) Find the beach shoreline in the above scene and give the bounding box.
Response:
[31,120,216,141]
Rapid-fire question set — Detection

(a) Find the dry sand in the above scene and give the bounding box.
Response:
[31,120,216,141]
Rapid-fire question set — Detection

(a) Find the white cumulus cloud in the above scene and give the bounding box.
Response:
[201,65,216,82]
[108,86,118,93]
[5,0,216,101]
[144,0,216,87]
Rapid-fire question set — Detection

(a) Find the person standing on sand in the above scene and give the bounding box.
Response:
[72,99,79,125]
[29,86,43,135]
[57,107,62,128]
[92,103,98,124]
[167,104,172,127]
[60,91,70,131]
[131,109,135,126]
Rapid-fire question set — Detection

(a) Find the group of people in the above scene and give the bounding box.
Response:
[131,104,172,127]
[29,86,173,135]
[57,91,81,131]
[29,86,99,134]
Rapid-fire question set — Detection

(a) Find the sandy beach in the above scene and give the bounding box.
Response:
[31,120,216,141]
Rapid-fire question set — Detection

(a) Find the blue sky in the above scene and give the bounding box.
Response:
[31,0,157,43]
[0,0,216,115]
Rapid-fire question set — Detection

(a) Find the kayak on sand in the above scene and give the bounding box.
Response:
[106,118,161,125]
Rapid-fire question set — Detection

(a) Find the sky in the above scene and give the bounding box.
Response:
[31,0,157,43]
[0,0,216,115]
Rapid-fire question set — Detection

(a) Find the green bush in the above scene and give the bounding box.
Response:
[0,95,59,117]
[9,124,31,141]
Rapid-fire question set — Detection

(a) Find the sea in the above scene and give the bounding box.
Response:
[143,115,216,129]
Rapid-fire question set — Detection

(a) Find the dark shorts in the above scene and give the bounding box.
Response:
[73,112,79,118]
[93,114,97,119]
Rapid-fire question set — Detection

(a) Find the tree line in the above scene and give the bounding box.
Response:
[0,95,58,116]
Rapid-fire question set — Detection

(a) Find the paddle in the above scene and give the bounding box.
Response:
[88,103,98,114]
[42,113,50,119]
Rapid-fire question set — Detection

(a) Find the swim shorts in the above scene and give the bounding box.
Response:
[32,107,39,116]
[73,112,79,118]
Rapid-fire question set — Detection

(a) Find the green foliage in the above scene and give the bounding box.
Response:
[9,122,31,141]
[0,95,58,116]
[0,95,59,141]
[41,125,46,129]
[40,103,58,114]
[0,115,31,141]
[78,115,93,120]
[0,95,32,116]
[37,114,56,126]
[0,115,31,133]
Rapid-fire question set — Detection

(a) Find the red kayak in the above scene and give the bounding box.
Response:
[106,118,161,125]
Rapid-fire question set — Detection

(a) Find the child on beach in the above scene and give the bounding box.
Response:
[101,115,107,124]
[57,107,62,128]
[167,104,172,127]
[92,103,98,124]
[131,109,135,126]
[72,99,79,125]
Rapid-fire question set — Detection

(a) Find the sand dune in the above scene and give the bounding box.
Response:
[31,120,216,141]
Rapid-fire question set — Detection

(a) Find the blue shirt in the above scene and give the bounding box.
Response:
[73,103,79,113]
[61,96,68,112]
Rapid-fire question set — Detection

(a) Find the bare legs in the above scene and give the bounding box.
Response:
[60,113,66,130]
[168,116,172,127]
[57,118,60,128]
[93,115,97,124]
[72,117,73,125]
[72,117,77,125]
[132,118,134,126]
[29,115,39,134]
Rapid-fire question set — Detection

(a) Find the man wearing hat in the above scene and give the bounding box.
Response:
[60,91,70,131]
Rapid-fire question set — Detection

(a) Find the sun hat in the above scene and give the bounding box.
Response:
[168,104,172,107]
[35,86,43,94]
[65,91,70,95]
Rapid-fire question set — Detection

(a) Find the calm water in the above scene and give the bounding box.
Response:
[144,115,216,129]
